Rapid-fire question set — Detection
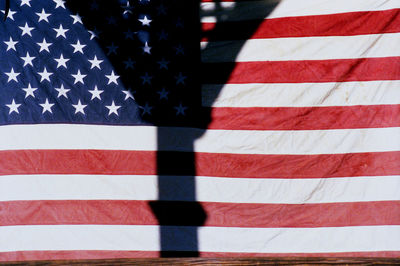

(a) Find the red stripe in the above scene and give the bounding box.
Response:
[2,200,399,228]
[202,57,400,84]
[202,9,400,41]
[207,105,400,130]
[196,151,400,178]
[1,250,400,262]
[1,150,399,178]
[0,150,156,176]
[0,251,159,262]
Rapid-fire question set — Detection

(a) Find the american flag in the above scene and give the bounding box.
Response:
[1,0,400,261]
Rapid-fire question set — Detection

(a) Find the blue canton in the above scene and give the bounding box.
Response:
[1,0,196,126]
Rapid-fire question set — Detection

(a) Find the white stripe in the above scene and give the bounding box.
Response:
[202,81,400,107]
[198,225,400,253]
[193,127,400,155]
[201,33,400,62]
[1,225,400,253]
[1,175,399,204]
[1,124,400,155]
[0,225,159,252]
[200,0,400,22]
[0,124,158,151]
[194,128,400,155]
[270,0,400,19]
[197,175,400,204]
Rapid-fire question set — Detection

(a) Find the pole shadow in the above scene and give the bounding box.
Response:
[150,0,279,257]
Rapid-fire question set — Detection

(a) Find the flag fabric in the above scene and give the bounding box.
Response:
[1,0,400,261]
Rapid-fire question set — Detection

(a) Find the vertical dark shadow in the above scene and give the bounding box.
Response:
[149,1,206,256]
[65,0,279,257]
[151,0,280,257]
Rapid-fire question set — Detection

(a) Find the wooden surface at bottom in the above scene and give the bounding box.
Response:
[3,257,400,265]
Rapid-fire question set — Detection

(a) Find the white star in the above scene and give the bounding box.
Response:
[72,100,87,115]
[20,0,31,7]
[53,24,69,38]
[54,54,69,68]
[176,18,184,28]
[88,55,103,69]
[6,99,21,114]
[70,14,82,24]
[105,101,121,116]
[71,40,86,54]
[122,1,133,16]
[157,4,167,15]
[21,52,35,67]
[122,89,135,100]
[123,58,135,69]
[5,68,20,83]
[158,30,168,41]
[36,9,51,22]
[138,15,152,26]
[141,103,152,115]
[88,85,103,100]
[175,44,184,55]
[4,37,18,51]
[19,22,34,37]
[106,42,118,55]
[91,1,99,10]
[174,103,187,115]
[22,83,37,98]
[39,98,55,114]
[1,9,16,21]
[106,16,117,25]
[55,84,70,98]
[105,71,119,85]
[140,72,152,85]
[38,67,53,82]
[157,88,169,100]
[157,58,169,70]
[142,42,151,54]
[37,38,52,53]
[88,30,98,40]
[53,0,66,9]
[72,69,86,84]
[124,29,134,40]
[175,72,187,85]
